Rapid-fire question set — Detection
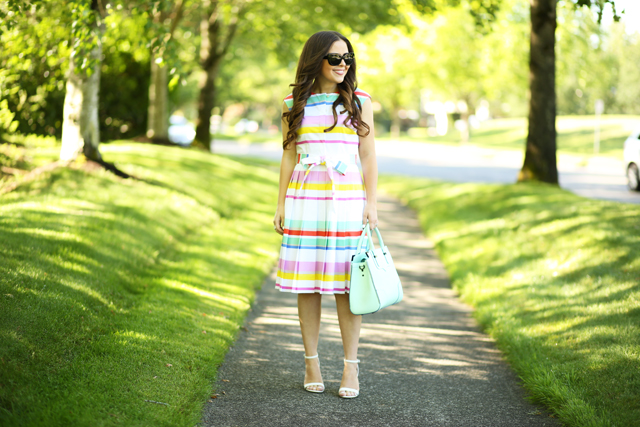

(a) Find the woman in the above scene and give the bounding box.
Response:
[273,31,378,399]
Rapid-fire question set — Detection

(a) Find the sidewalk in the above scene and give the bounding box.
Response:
[201,196,560,427]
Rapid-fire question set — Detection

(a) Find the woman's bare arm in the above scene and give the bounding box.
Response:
[274,101,298,235]
[358,98,378,228]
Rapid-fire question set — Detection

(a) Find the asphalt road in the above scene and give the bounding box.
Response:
[212,138,640,205]
[201,196,560,427]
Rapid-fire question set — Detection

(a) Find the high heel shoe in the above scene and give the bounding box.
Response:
[339,358,360,399]
[303,354,324,393]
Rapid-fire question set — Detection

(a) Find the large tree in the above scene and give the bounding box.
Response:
[518,0,620,184]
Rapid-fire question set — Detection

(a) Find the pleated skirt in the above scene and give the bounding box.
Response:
[275,164,365,294]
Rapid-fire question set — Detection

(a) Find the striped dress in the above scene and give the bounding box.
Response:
[276,90,371,294]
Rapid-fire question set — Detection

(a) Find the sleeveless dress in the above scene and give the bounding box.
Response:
[276,90,371,294]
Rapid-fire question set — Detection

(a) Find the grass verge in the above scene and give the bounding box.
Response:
[380,176,640,427]
[0,141,280,426]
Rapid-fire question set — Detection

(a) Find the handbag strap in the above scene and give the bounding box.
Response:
[355,224,371,255]
[372,226,386,254]
[355,223,386,256]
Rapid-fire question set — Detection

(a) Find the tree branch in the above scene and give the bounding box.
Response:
[168,0,185,38]
[219,0,246,57]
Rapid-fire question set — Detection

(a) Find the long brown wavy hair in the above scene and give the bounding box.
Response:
[282,31,370,149]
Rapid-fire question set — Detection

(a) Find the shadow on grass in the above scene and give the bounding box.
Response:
[104,144,278,220]
[0,143,282,426]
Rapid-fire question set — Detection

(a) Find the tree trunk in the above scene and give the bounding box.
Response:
[460,112,470,144]
[194,1,243,151]
[144,0,186,145]
[194,10,222,150]
[60,26,103,162]
[518,0,558,184]
[146,56,170,144]
[195,62,219,150]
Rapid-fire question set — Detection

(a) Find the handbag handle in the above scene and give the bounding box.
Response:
[355,223,387,256]
[372,226,386,254]
[355,224,371,255]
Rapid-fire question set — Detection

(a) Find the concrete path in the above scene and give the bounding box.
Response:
[212,139,640,204]
[201,196,560,427]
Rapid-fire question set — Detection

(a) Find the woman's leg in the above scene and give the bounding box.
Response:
[335,293,362,397]
[298,293,323,391]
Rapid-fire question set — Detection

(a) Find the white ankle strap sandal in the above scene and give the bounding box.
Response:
[339,359,360,399]
[303,354,324,393]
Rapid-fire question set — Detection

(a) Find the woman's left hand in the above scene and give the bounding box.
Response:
[362,202,378,229]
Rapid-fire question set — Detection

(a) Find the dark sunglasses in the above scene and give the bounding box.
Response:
[324,52,355,66]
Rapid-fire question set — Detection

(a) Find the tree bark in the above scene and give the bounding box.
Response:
[194,0,244,151]
[60,18,103,162]
[195,49,221,149]
[518,0,558,184]
[145,0,184,145]
[146,57,170,144]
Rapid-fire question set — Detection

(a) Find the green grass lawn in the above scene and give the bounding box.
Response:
[380,115,640,158]
[0,134,62,172]
[380,176,640,427]
[0,140,280,426]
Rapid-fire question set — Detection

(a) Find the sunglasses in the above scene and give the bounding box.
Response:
[324,52,355,66]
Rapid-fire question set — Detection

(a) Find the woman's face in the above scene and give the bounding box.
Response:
[318,40,350,88]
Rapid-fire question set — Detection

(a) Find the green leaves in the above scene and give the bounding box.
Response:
[0,99,19,134]
[68,0,103,76]
[0,0,46,35]
[570,0,621,23]
[0,4,71,136]
[467,0,502,32]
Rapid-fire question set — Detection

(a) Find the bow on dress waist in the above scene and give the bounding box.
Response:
[298,154,357,212]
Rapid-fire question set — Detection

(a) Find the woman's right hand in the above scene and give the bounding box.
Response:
[273,206,285,236]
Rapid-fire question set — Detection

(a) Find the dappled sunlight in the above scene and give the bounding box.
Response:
[102,142,280,221]
[1,200,115,218]
[253,316,299,327]
[415,357,475,367]
[13,225,84,243]
[0,144,284,425]
[114,330,157,341]
[204,193,553,427]
[232,291,511,383]
[224,195,519,401]
[529,214,600,235]
[380,176,640,425]
[57,277,111,306]
[44,249,104,271]
[162,279,251,310]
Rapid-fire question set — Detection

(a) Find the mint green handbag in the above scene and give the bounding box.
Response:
[349,225,403,315]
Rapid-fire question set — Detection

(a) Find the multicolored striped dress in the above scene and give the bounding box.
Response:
[276,90,371,294]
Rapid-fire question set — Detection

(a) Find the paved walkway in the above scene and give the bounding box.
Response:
[201,196,560,427]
